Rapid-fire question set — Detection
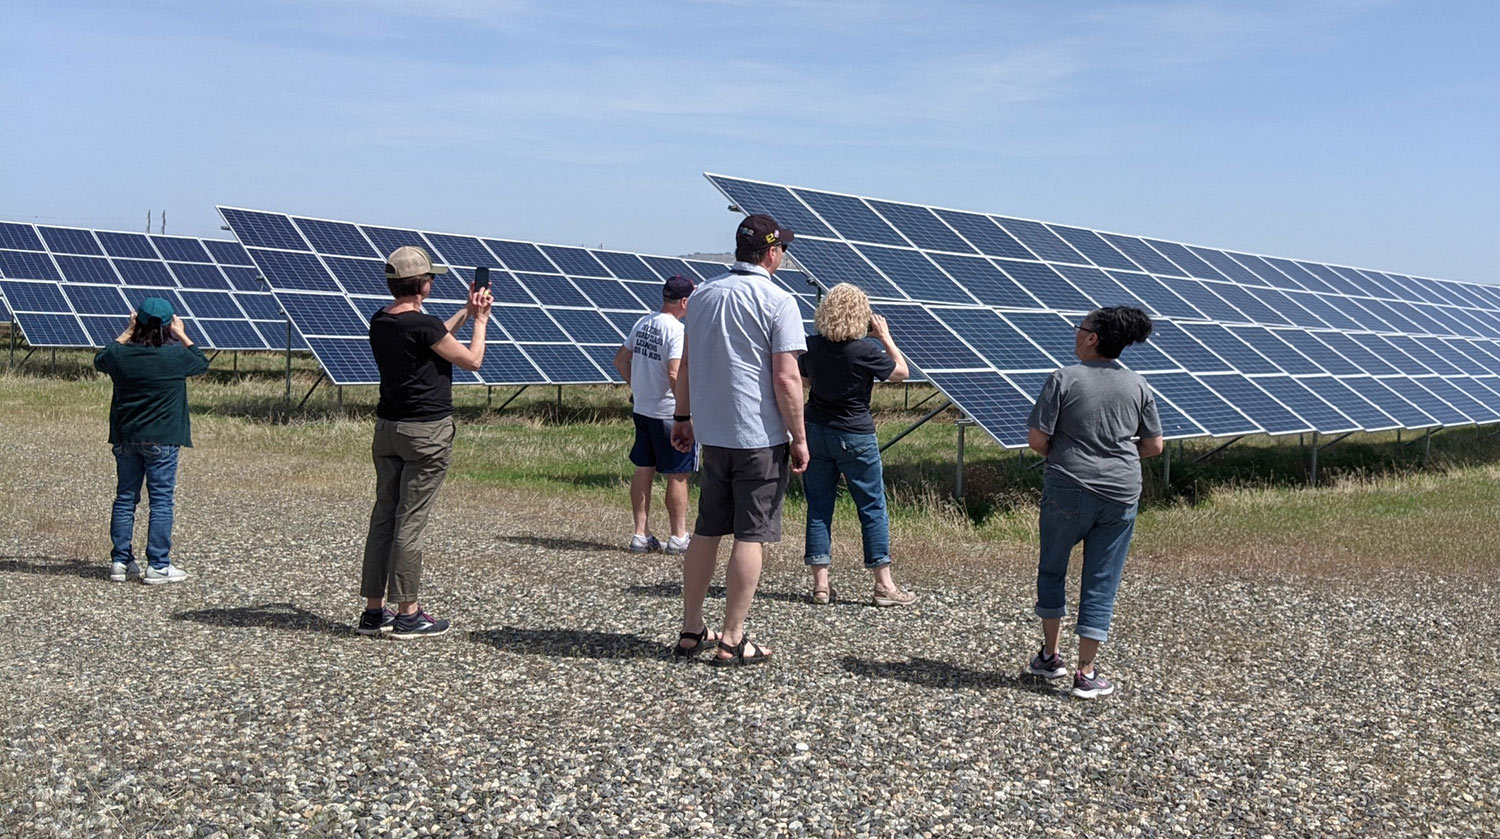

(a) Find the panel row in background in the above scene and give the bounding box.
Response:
[707,174,1500,448]
[218,207,820,386]
[872,303,1500,447]
[0,221,306,351]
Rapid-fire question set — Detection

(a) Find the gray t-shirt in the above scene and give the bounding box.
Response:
[1027,360,1163,504]
[685,262,807,449]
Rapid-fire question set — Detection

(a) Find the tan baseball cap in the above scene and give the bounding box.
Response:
[384,245,449,280]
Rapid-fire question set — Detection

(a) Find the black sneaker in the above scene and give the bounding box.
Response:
[356,607,397,636]
[1072,669,1116,699]
[1026,647,1068,679]
[390,610,450,640]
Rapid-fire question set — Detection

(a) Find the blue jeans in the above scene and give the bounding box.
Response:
[110,443,181,569]
[802,423,890,569]
[1035,477,1138,642]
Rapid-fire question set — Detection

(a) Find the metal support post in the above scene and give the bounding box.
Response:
[486,386,493,410]
[954,418,973,500]
[1193,435,1245,463]
[879,400,953,454]
[233,351,238,375]
[296,371,327,409]
[9,324,15,367]
[904,382,909,409]
[50,348,56,372]
[1309,430,1319,488]
[556,385,562,412]
[337,386,343,409]
[495,385,528,413]
[1162,441,1172,492]
[1396,428,1402,444]
[908,388,941,411]
[1422,428,1432,466]
[284,319,293,404]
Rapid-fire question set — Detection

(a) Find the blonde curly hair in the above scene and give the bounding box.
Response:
[814,283,872,342]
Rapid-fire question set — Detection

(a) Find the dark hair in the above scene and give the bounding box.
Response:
[734,243,776,264]
[387,273,430,298]
[1088,306,1153,359]
[128,320,171,347]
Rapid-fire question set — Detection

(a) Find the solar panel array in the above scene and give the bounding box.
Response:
[0,221,304,351]
[707,174,1500,448]
[219,208,798,387]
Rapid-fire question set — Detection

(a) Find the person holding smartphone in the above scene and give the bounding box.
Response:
[356,246,491,639]
[797,283,915,607]
[94,298,210,584]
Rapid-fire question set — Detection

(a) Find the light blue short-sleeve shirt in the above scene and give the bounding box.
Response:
[685,262,807,449]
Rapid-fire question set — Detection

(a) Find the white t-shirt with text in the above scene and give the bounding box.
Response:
[624,311,685,419]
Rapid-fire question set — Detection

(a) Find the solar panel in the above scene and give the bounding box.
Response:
[708,174,1500,447]
[219,207,726,387]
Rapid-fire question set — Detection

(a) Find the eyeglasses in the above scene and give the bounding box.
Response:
[1075,323,1096,333]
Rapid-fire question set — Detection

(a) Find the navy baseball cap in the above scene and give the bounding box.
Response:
[663,275,696,300]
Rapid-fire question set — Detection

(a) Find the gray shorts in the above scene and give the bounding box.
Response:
[694,444,791,542]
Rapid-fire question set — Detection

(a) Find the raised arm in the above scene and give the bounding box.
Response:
[869,313,908,383]
[430,289,491,372]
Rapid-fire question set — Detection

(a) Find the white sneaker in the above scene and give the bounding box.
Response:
[109,560,141,582]
[142,565,189,585]
[628,534,661,553]
[664,535,691,555]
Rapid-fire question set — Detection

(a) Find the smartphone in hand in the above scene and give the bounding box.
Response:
[473,266,491,291]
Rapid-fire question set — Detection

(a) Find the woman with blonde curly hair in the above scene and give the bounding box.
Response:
[797,283,916,606]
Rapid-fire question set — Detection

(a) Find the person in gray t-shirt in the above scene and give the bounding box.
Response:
[1023,307,1165,699]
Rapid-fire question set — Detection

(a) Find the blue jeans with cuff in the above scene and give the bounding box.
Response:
[110,442,181,570]
[1035,476,1138,642]
[802,423,891,569]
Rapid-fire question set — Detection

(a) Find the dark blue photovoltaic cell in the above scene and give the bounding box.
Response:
[1144,240,1227,282]
[0,295,9,321]
[1290,262,1346,294]
[0,222,44,251]
[1444,338,1500,373]
[249,249,340,293]
[1276,331,1363,376]
[358,226,429,262]
[1099,233,1184,276]
[924,254,1039,309]
[1176,322,1281,375]
[204,240,253,266]
[1053,265,1148,311]
[1002,312,1077,366]
[1149,321,1233,373]
[1311,331,1399,376]
[178,291,244,320]
[478,342,545,384]
[877,304,987,371]
[0,279,69,312]
[550,308,623,344]
[592,250,658,281]
[539,246,610,277]
[63,284,129,315]
[223,268,262,292]
[421,233,496,269]
[39,227,103,256]
[165,263,227,291]
[795,190,906,246]
[118,288,187,317]
[293,218,378,258]
[860,246,974,304]
[493,306,568,343]
[1385,335,1462,375]
[516,273,591,308]
[1260,258,1326,292]
[197,319,268,350]
[1186,247,1263,286]
[0,250,61,281]
[1322,296,1392,331]
[277,292,369,336]
[12,313,89,346]
[1206,282,1290,325]
[1415,304,1469,336]
[605,310,647,336]
[992,218,1085,264]
[1144,373,1259,435]
[1416,377,1497,423]
[935,308,1056,371]
[1383,378,1469,425]
[1223,326,1323,375]
[1454,378,1500,415]
[1386,301,1447,335]
[1200,374,1311,434]
[923,371,1033,447]
[1315,266,1370,297]
[1120,339,1179,373]
[1227,253,1298,289]
[55,255,120,285]
[1242,286,1322,328]
[1349,333,1429,375]
[522,343,609,383]
[1251,376,1358,433]
[486,240,555,274]
[787,239,905,300]
[707,176,835,238]
[306,337,380,385]
[1046,225,1137,270]
[113,260,175,287]
[931,209,1034,260]
[772,269,817,297]
[1106,271,1204,320]
[1301,376,1398,431]
[993,259,1093,312]
[688,261,730,281]
[867,200,973,253]
[1284,291,1359,330]
[445,266,528,306]
[218,210,306,252]
[573,277,648,311]
[1158,278,1245,323]
[1004,371,1051,400]
[81,315,129,346]
[581,344,626,383]
[149,236,212,263]
[1148,391,1209,439]
[254,320,308,350]
[234,292,284,321]
[323,257,390,298]
[641,256,695,281]
[1360,299,1423,334]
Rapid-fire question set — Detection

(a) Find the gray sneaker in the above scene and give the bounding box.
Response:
[664,534,691,556]
[628,534,661,553]
[1072,669,1116,699]
[142,565,188,585]
[109,560,141,583]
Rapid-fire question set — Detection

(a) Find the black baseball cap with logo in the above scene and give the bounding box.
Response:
[735,214,794,250]
[663,275,696,300]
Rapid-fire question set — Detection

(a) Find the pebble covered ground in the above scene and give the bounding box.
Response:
[2,418,1498,838]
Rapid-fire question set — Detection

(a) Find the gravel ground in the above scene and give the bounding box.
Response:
[2,419,1498,838]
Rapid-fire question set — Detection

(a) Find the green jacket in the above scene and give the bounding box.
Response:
[94,342,210,446]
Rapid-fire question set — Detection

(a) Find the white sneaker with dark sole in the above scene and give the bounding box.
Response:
[664,535,691,555]
[628,534,661,554]
[109,561,141,583]
[142,565,188,585]
[1026,647,1069,679]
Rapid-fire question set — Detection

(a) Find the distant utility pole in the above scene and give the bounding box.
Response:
[146,210,151,233]
[160,210,166,234]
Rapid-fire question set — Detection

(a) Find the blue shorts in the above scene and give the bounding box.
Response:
[629,413,697,473]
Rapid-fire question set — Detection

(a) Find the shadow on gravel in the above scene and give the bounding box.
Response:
[0,555,108,580]
[496,535,620,553]
[842,655,1070,697]
[469,627,661,659]
[171,603,353,636]
[625,581,861,608]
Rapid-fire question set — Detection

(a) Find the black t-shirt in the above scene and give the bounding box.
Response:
[369,309,453,422]
[799,335,897,434]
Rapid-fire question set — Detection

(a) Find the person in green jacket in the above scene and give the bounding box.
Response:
[93,297,209,584]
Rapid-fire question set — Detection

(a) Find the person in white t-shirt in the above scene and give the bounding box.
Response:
[613,275,697,555]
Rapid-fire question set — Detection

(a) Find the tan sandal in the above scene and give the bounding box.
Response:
[811,584,836,605]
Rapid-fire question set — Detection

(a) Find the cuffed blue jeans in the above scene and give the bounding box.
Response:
[110,442,181,570]
[802,422,891,569]
[1035,477,1138,642]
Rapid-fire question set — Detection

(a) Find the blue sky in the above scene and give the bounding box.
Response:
[3,0,1497,281]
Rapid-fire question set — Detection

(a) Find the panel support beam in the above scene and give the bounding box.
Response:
[297,371,327,409]
[495,385,529,413]
[284,319,293,404]
[1193,435,1244,463]
[1309,430,1357,488]
[879,399,953,454]
[1162,441,1171,492]
[954,418,974,499]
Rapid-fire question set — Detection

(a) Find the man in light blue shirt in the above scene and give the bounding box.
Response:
[668,214,808,666]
